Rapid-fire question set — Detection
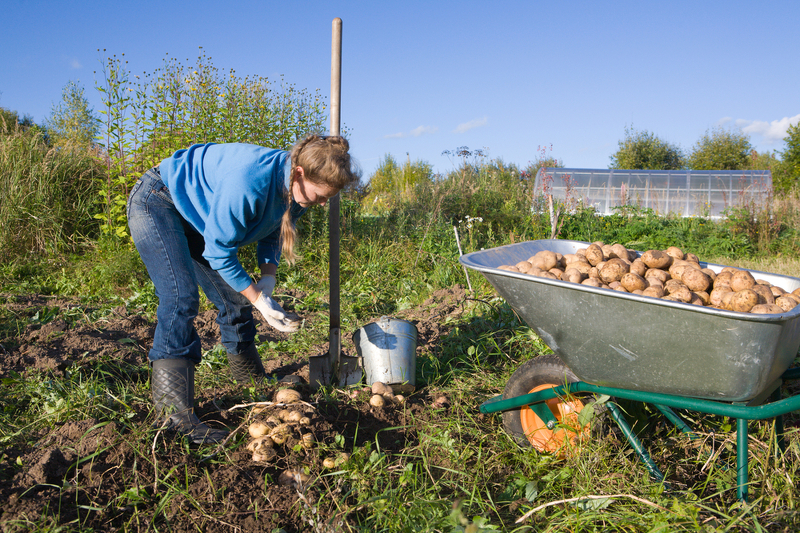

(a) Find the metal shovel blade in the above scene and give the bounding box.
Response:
[308,328,362,389]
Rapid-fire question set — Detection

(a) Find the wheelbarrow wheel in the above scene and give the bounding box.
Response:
[502,354,590,453]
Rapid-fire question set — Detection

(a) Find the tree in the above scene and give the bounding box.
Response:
[45,80,100,148]
[609,126,684,170]
[687,127,752,170]
[0,106,35,133]
[779,122,800,191]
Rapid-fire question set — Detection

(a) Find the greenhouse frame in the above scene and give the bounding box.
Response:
[534,168,773,218]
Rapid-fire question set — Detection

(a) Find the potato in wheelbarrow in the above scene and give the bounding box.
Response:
[503,354,592,454]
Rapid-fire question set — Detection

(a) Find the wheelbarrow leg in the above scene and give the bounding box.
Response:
[607,402,667,487]
[737,418,749,502]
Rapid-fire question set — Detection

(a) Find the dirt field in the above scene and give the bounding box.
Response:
[0,286,469,532]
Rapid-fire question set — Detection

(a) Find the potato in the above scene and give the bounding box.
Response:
[730,270,756,292]
[730,289,759,313]
[585,243,604,266]
[563,253,581,265]
[685,252,700,263]
[323,457,337,469]
[714,271,733,288]
[701,268,717,283]
[582,278,603,288]
[669,286,693,303]
[252,447,278,463]
[369,394,386,408]
[515,260,533,273]
[750,284,775,305]
[642,285,665,298]
[247,435,275,452]
[371,381,392,396]
[770,286,786,297]
[275,388,302,404]
[681,268,712,292]
[689,293,705,306]
[644,268,669,284]
[709,286,732,307]
[750,304,784,314]
[793,288,800,297]
[613,284,628,292]
[278,470,310,486]
[664,279,687,295]
[301,432,314,449]
[776,296,798,312]
[285,410,303,423]
[249,421,270,438]
[299,416,311,426]
[531,250,559,270]
[588,266,600,279]
[571,259,592,275]
[641,250,672,269]
[721,266,741,274]
[610,243,629,261]
[785,293,800,305]
[266,415,282,427]
[620,272,648,292]
[630,259,647,277]
[549,267,565,279]
[693,291,711,305]
[563,267,583,284]
[599,259,630,283]
[665,246,684,260]
[720,291,735,310]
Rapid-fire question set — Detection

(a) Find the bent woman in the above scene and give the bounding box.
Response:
[127,134,357,444]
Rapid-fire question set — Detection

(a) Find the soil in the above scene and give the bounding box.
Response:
[0,286,470,532]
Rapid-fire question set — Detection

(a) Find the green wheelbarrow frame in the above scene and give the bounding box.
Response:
[481,366,800,502]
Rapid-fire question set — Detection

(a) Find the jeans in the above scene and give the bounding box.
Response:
[127,168,257,363]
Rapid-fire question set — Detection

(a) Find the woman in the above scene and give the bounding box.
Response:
[127,134,357,444]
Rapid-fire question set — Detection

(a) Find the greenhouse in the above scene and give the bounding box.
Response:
[534,168,773,218]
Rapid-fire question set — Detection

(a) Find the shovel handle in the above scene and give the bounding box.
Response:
[329,18,342,336]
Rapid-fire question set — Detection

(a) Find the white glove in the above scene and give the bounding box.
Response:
[252,292,301,333]
[255,274,276,298]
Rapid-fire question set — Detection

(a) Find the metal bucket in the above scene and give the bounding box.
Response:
[353,316,418,393]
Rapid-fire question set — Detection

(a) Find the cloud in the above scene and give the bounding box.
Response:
[717,117,732,126]
[384,125,438,139]
[70,59,82,69]
[453,116,488,133]
[734,114,800,143]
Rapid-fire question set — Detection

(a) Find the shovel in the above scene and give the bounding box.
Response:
[308,18,363,389]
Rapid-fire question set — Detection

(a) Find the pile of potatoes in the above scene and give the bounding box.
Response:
[367,381,406,408]
[246,388,314,463]
[497,242,800,314]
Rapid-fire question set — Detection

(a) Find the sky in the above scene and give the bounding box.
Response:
[3,0,799,179]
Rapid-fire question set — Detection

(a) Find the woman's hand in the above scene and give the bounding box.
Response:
[242,274,301,333]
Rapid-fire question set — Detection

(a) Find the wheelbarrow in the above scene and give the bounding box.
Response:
[460,239,800,502]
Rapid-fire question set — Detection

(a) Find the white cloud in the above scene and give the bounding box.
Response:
[384,125,438,139]
[717,116,733,126]
[70,58,82,69]
[734,114,800,143]
[453,116,488,133]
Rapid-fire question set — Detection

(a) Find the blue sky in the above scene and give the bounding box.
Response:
[3,0,798,178]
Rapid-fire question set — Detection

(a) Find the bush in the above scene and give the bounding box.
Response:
[609,126,685,170]
[688,127,752,170]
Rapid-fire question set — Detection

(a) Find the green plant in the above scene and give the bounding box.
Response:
[610,125,685,170]
[688,126,753,170]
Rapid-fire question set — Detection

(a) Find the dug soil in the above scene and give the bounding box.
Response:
[0,286,472,532]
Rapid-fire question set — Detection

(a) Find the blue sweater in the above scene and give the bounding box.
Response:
[159,143,307,292]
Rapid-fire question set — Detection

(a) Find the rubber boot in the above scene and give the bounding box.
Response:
[226,342,267,383]
[151,358,229,444]
[227,343,302,384]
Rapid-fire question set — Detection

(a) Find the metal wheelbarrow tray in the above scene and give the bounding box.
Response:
[459,239,800,402]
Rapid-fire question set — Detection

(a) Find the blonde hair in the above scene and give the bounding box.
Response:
[280,134,358,263]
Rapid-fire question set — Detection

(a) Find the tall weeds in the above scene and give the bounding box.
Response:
[0,127,103,263]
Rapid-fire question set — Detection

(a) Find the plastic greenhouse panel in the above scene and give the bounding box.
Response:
[534,168,772,218]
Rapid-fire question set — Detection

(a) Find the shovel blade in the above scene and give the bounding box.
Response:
[308,351,336,389]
